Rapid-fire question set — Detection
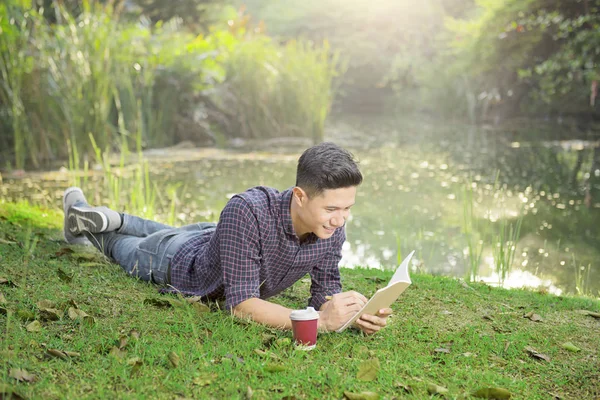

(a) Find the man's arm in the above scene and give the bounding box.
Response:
[233,298,293,329]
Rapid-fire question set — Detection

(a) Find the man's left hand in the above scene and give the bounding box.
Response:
[354,308,392,335]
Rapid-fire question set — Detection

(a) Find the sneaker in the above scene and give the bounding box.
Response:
[63,187,122,238]
[63,187,91,245]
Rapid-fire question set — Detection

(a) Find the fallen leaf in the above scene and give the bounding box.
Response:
[16,310,35,321]
[462,352,476,357]
[57,268,73,283]
[275,338,291,347]
[118,335,129,350]
[68,307,88,320]
[434,348,451,354]
[73,252,96,261]
[109,346,127,359]
[128,357,142,377]
[261,333,277,347]
[583,311,600,319]
[264,363,286,373]
[9,368,36,382]
[167,351,179,368]
[472,387,512,399]
[524,346,550,362]
[344,391,379,400]
[129,329,140,340]
[36,299,55,309]
[193,373,216,386]
[38,308,63,321]
[26,320,42,332]
[143,298,172,308]
[395,382,413,393]
[0,277,18,287]
[357,358,380,382]
[0,292,6,305]
[523,311,543,322]
[246,386,254,399]
[47,348,79,360]
[55,247,75,257]
[427,383,449,396]
[0,383,26,400]
[561,342,581,352]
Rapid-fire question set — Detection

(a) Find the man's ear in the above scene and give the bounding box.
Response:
[292,187,307,207]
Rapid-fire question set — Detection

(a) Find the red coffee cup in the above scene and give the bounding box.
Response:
[289,307,319,350]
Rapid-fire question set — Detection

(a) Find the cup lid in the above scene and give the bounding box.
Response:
[290,307,319,321]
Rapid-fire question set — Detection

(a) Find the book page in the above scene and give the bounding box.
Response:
[336,251,414,332]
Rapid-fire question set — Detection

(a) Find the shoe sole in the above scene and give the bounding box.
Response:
[68,206,108,233]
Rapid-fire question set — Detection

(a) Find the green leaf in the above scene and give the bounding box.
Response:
[472,387,512,399]
[357,358,380,381]
[427,383,449,395]
[264,363,286,373]
[561,342,581,352]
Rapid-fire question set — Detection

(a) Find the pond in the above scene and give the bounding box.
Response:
[1,115,599,297]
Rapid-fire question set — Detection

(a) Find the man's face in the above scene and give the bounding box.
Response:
[293,186,357,239]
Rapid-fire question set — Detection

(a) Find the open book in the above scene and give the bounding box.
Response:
[337,250,415,332]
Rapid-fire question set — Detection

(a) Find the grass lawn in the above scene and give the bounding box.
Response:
[1,201,599,399]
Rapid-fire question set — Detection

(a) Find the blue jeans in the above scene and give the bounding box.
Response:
[84,214,216,285]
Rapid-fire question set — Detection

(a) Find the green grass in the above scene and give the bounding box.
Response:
[1,201,599,399]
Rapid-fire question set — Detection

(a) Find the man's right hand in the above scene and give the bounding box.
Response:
[318,291,368,332]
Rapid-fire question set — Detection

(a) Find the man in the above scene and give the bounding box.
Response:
[63,142,391,334]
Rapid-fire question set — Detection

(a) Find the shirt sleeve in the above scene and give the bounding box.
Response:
[217,196,262,310]
[307,228,344,310]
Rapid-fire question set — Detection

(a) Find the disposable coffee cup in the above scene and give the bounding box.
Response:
[289,307,319,350]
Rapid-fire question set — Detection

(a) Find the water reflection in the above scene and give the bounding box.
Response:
[1,117,598,296]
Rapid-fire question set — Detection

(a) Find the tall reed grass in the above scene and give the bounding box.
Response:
[1,0,342,169]
[0,1,223,169]
[461,175,524,285]
[218,38,343,143]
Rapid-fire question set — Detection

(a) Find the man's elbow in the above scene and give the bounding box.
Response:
[232,297,259,317]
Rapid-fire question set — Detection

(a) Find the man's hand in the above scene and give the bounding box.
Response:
[318,291,368,332]
[354,308,393,335]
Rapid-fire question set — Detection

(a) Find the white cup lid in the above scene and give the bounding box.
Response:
[289,307,319,321]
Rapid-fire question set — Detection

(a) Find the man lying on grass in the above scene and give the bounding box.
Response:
[62,142,391,334]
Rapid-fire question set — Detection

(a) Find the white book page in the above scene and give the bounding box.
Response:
[336,251,415,332]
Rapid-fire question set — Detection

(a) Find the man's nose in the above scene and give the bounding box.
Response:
[331,211,347,227]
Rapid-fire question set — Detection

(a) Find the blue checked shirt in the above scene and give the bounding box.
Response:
[169,186,344,310]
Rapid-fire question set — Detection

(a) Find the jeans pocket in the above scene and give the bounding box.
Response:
[137,230,179,256]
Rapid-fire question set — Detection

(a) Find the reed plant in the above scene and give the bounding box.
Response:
[573,254,593,297]
[219,37,343,143]
[461,180,484,282]
[0,0,224,169]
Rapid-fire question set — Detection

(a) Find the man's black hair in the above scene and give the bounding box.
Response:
[296,142,363,197]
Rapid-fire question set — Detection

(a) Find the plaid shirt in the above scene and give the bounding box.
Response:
[169,186,343,310]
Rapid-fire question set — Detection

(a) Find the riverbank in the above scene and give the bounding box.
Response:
[1,201,599,399]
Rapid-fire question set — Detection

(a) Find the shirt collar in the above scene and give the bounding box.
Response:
[280,187,318,244]
[280,188,296,237]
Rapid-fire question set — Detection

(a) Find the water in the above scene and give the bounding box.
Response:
[1,116,599,296]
